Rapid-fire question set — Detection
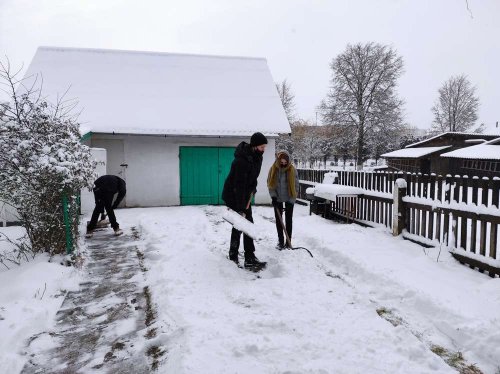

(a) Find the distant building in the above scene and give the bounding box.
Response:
[382,132,500,177]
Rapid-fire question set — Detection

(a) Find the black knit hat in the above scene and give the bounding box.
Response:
[250,132,268,147]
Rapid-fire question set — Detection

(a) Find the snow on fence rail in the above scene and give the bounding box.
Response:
[298,169,500,277]
[299,169,396,228]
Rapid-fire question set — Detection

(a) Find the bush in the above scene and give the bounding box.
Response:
[0,61,96,256]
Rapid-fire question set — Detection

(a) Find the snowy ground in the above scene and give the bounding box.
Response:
[0,226,81,373]
[120,205,500,374]
[1,205,499,373]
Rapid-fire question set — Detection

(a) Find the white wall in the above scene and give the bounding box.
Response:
[0,202,18,226]
[90,134,276,207]
[80,148,107,215]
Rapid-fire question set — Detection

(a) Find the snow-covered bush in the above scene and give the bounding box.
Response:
[0,61,96,256]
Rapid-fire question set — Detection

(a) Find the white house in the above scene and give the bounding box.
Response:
[23,46,290,209]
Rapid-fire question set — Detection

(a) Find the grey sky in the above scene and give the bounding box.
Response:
[1,0,499,130]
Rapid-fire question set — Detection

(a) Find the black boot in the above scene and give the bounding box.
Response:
[276,242,285,250]
[244,253,266,270]
[229,250,239,265]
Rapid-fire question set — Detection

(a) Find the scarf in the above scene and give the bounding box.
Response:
[267,159,297,199]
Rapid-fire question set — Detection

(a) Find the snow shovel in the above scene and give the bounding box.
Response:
[274,206,313,258]
[222,194,263,240]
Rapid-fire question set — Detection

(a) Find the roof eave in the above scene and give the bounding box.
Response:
[87,131,281,139]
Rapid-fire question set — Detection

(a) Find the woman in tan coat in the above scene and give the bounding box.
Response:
[267,151,299,249]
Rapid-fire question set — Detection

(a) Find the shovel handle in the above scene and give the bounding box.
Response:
[245,193,253,210]
[274,205,292,248]
[237,194,253,218]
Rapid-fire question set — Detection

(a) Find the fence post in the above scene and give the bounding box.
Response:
[62,194,73,255]
[392,178,407,236]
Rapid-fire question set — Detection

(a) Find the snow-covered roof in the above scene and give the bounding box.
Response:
[22,46,291,137]
[405,132,497,148]
[440,137,500,160]
[381,146,451,159]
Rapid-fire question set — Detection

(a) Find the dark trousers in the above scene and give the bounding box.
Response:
[274,202,294,246]
[87,189,119,231]
[229,206,255,258]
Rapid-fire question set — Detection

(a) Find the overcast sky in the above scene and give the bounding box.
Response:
[1,0,499,130]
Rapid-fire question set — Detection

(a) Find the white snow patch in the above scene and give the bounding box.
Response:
[0,226,81,373]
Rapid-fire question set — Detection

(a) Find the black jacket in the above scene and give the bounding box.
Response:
[94,175,127,208]
[222,142,263,212]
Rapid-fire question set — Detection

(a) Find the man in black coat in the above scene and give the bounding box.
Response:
[86,175,126,236]
[222,132,267,269]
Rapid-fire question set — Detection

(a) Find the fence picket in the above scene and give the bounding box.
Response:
[480,178,490,257]
[460,176,468,250]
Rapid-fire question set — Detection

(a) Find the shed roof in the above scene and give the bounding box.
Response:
[405,132,498,148]
[22,46,291,137]
[440,137,500,160]
[381,146,451,159]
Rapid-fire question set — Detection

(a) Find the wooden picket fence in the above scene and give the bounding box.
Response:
[298,169,396,228]
[298,169,500,277]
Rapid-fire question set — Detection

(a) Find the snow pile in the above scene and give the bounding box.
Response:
[303,172,338,197]
[314,184,364,200]
[322,171,338,184]
[305,186,316,195]
[305,175,393,201]
[395,178,407,189]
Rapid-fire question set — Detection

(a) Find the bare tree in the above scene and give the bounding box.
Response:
[276,79,296,124]
[368,125,404,165]
[319,42,405,170]
[275,123,295,156]
[431,74,479,133]
[331,125,356,169]
[283,120,321,167]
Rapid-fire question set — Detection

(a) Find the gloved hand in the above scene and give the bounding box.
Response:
[271,197,278,206]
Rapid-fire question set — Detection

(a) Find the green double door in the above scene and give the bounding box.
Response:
[179,147,235,205]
